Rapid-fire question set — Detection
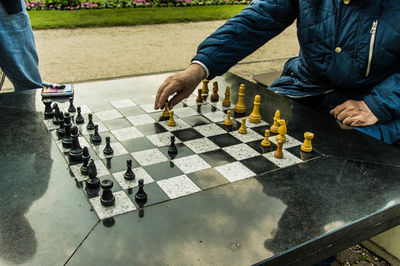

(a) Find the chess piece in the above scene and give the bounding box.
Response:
[234,84,246,114]
[68,97,76,113]
[224,110,233,126]
[86,159,100,189]
[100,179,115,207]
[238,117,247,134]
[86,113,95,130]
[210,81,219,102]
[75,107,84,124]
[196,88,203,103]
[43,99,53,119]
[57,112,65,138]
[249,95,261,123]
[69,126,83,162]
[168,136,178,154]
[52,103,61,125]
[201,79,209,94]
[274,140,284,159]
[135,179,147,203]
[80,146,90,175]
[301,132,314,152]
[270,110,280,133]
[62,113,73,148]
[124,160,135,180]
[162,102,170,118]
[103,136,113,155]
[222,86,231,107]
[261,129,271,147]
[275,119,287,143]
[167,110,176,127]
[91,124,102,144]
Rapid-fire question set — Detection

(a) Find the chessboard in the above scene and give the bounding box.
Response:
[42,80,319,220]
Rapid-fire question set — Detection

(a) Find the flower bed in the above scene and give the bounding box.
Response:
[25,0,250,10]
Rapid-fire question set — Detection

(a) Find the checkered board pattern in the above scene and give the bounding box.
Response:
[43,94,318,220]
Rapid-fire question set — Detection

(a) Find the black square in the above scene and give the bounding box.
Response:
[215,121,240,132]
[103,118,133,130]
[251,125,270,136]
[120,137,155,153]
[149,112,169,122]
[199,149,236,167]
[286,146,320,162]
[246,139,277,154]
[182,115,211,127]
[240,155,277,175]
[173,128,203,142]
[159,143,195,159]
[125,182,170,208]
[118,106,145,117]
[232,111,246,119]
[143,161,184,181]
[187,168,229,190]
[208,133,241,148]
[101,154,139,173]
[136,123,167,135]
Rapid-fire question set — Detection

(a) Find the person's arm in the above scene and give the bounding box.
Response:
[155,0,298,109]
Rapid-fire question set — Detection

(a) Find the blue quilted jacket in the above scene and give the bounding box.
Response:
[192,0,400,144]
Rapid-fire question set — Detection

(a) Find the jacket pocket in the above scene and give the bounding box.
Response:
[365,19,378,77]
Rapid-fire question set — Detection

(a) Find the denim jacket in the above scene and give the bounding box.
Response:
[0,0,22,14]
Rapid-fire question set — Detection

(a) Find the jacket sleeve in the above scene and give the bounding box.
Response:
[191,0,298,79]
[363,73,400,123]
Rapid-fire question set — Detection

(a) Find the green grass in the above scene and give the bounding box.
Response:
[28,6,246,29]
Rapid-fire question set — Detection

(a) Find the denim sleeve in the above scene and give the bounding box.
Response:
[192,0,298,80]
[363,73,400,123]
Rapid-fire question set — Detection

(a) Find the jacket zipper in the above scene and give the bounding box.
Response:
[365,20,378,77]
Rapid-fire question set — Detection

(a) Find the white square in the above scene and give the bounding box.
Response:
[269,134,302,149]
[194,123,226,137]
[126,114,155,126]
[111,99,136,109]
[139,103,160,113]
[112,168,154,189]
[95,110,123,121]
[203,111,226,122]
[92,142,129,159]
[157,175,201,199]
[230,128,264,143]
[172,154,211,174]
[235,117,268,128]
[111,127,144,141]
[70,159,110,182]
[183,97,205,106]
[79,121,108,136]
[222,143,259,160]
[263,150,303,168]
[159,118,190,131]
[131,148,168,166]
[215,162,255,182]
[184,138,220,154]
[78,105,92,115]
[43,119,58,131]
[89,191,136,220]
[146,132,182,147]
[173,107,198,118]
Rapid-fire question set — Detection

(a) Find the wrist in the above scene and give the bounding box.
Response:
[188,63,207,81]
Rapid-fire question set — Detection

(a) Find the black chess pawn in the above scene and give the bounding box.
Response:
[86,113,95,130]
[100,179,115,207]
[75,107,84,124]
[68,97,76,113]
[135,179,147,203]
[62,113,73,148]
[69,126,83,162]
[91,124,102,144]
[52,103,61,125]
[57,112,65,138]
[168,135,178,154]
[86,159,100,189]
[124,160,135,180]
[43,99,53,119]
[80,146,90,175]
[103,136,113,155]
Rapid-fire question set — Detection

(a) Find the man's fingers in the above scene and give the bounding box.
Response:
[330,105,346,118]
[169,90,191,109]
[154,78,171,109]
[157,82,180,110]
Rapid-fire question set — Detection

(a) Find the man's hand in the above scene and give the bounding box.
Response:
[330,100,379,127]
[154,64,207,110]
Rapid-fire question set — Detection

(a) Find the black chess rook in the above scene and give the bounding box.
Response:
[43,99,53,119]
[100,179,115,207]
